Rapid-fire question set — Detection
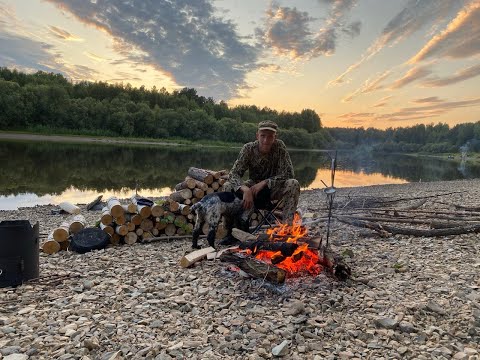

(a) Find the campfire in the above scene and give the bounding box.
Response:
[248,214,321,277]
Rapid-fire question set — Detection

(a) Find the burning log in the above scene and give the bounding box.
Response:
[219,252,286,284]
[239,240,298,257]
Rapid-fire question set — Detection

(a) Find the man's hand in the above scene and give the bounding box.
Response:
[250,180,267,197]
[241,186,254,209]
[240,180,268,210]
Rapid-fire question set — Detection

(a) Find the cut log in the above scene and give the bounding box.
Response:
[141,231,153,241]
[130,214,142,226]
[126,222,136,232]
[58,201,81,215]
[211,181,220,191]
[151,204,164,217]
[122,203,137,214]
[53,222,69,242]
[205,169,222,180]
[115,224,128,236]
[124,232,138,245]
[232,228,256,242]
[219,252,286,284]
[110,233,121,245]
[178,204,191,216]
[152,228,159,236]
[100,223,114,236]
[135,228,144,236]
[206,187,215,195]
[101,207,113,226]
[174,178,197,191]
[140,218,154,232]
[169,189,193,203]
[184,198,192,205]
[185,176,209,191]
[207,246,239,260]
[67,214,86,234]
[168,200,180,212]
[42,234,61,255]
[86,195,103,211]
[192,188,205,199]
[59,240,70,251]
[130,196,152,218]
[187,167,214,185]
[180,247,216,268]
[174,215,187,227]
[115,215,126,225]
[155,221,167,231]
[107,197,124,218]
[165,223,177,236]
[176,227,186,235]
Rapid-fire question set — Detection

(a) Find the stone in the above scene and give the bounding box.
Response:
[272,340,289,357]
[425,301,447,315]
[374,318,398,330]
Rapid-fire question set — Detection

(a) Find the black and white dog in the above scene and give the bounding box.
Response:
[190,192,249,249]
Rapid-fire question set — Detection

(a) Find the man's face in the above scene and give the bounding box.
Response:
[256,129,276,154]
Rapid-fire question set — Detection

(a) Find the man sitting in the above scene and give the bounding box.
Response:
[224,120,300,229]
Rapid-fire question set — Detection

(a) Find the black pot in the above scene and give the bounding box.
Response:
[0,220,39,288]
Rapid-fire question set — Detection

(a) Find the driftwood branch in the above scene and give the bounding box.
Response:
[337,216,480,237]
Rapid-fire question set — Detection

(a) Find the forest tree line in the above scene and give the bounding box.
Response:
[0,67,479,153]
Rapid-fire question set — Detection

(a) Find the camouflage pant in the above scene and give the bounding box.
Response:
[223,178,300,225]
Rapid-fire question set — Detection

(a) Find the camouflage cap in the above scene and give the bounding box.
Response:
[258,120,278,133]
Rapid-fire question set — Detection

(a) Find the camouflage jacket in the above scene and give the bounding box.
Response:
[228,139,295,191]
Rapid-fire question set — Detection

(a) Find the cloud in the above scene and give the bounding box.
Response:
[258,1,359,60]
[409,1,480,63]
[48,25,83,41]
[373,95,393,108]
[0,32,58,72]
[256,63,282,73]
[412,96,444,103]
[421,63,480,87]
[329,0,465,85]
[259,6,315,58]
[339,112,375,118]
[45,0,259,100]
[84,52,107,62]
[376,97,480,122]
[342,21,362,38]
[390,66,432,89]
[342,70,391,102]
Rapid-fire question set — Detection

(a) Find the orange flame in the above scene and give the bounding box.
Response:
[255,213,321,277]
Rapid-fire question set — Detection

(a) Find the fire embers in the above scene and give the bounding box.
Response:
[246,214,321,277]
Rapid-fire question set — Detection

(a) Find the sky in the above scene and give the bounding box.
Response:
[0,0,479,129]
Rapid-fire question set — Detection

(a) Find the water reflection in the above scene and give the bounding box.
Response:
[0,140,478,210]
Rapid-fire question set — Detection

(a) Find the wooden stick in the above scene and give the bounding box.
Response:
[180,247,216,268]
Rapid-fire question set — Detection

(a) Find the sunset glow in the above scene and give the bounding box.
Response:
[1,0,478,129]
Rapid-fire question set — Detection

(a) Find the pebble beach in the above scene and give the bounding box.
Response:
[1,179,479,360]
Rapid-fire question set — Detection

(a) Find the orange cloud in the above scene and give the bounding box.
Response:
[409,1,480,63]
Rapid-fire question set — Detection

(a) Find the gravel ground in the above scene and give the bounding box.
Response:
[0,179,479,360]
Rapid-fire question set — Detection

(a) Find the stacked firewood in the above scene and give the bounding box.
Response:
[41,214,86,254]
[96,167,230,247]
